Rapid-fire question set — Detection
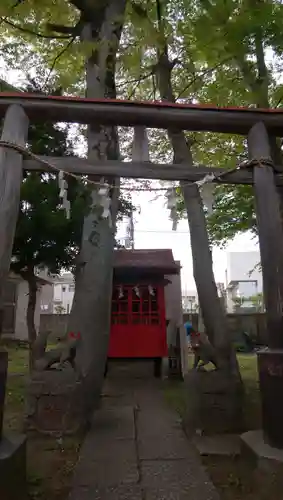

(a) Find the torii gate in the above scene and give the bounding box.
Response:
[1,94,283,448]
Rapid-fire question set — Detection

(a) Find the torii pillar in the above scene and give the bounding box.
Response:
[248,122,283,449]
[0,104,29,499]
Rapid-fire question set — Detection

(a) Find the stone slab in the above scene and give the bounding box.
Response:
[137,410,181,438]
[141,459,211,486]
[80,435,136,461]
[0,433,27,500]
[144,485,219,500]
[68,362,220,500]
[73,459,139,487]
[192,433,241,456]
[90,406,135,440]
[141,460,219,499]
[138,435,194,460]
[241,429,283,465]
[69,485,143,500]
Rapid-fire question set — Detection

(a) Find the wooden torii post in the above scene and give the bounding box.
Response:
[248,122,283,448]
[0,105,28,438]
[1,95,283,445]
[0,104,29,500]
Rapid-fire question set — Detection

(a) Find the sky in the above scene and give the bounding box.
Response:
[117,190,259,293]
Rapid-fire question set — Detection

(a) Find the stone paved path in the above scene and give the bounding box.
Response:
[69,362,219,500]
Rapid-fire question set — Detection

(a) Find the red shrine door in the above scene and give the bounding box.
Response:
[109,284,167,358]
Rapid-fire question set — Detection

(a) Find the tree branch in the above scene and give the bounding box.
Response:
[2,18,74,39]
[127,82,139,99]
[70,0,108,22]
[236,55,258,94]
[70,0,85,10]
[152,73,157,100]
[43,37,76,89]
[46,23,78,35]
[255,31,267,83]
[254,28,269,108]
[176,57,233,99]
[0,0,26,29]
[70,0,94,11]
[275,95,283,108]
[116,70,153,88]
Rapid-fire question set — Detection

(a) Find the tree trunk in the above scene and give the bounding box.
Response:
[67,0,126,414]
[155,53,243,431]
[155,53,239,375]
[25,269,38,371]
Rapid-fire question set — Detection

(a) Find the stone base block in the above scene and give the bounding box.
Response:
[241,429,283,472]
[257,349,283,448]
[184,369,243,435]
[192,433,241,456]
[25,369,87,435]
[0,433,27,500]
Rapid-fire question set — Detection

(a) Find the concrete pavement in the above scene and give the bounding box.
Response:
[69,362,219,500]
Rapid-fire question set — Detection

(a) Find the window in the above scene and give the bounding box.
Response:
[131,286,159,324]
[53,284,62,301]
[62,286,66,292]
[69,284,75,292]
[111,287,129,324]
[132,301,140,313]
[142,301,149,313]
[111,285,161,326]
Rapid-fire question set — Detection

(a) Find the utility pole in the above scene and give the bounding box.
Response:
[125,202,135,250]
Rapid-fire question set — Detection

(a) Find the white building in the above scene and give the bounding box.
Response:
[182,289,198,313]
[52,272,75,314]
[225,251,262,312]
[3,272,53,340]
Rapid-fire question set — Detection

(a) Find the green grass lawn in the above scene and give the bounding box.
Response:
[7,343,29,374]
[3,342,29,432]
[237,354,261,430]
[4,339,60,375]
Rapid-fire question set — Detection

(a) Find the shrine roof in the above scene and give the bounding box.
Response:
[114,249,180,274]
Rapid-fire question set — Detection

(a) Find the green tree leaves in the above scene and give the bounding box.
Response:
[1,0,283,247]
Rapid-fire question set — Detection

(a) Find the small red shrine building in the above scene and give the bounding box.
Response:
[108,249,180,360]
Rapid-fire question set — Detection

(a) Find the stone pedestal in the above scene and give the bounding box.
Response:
[257,349,283,448]
[184,369,243,435]
[0,433,27,500]
[25,369,87,435]
[241,430,283,472]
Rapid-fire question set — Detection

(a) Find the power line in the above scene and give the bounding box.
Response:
[123,229,190,234]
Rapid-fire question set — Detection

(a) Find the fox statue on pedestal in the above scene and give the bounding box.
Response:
[190,328,218,370]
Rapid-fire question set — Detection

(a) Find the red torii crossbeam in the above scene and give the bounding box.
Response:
[0,92,283,135]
